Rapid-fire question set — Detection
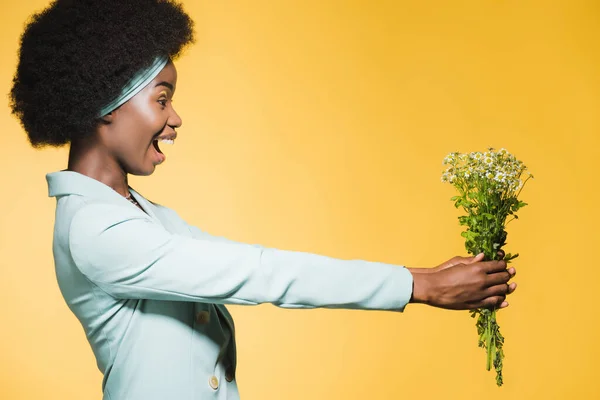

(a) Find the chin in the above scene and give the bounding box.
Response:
[128,164,157,176]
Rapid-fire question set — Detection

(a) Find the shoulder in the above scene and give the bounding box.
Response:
[55,195,151,241]
[73,200,150,232]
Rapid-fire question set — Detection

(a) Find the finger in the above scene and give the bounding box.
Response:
[449,253,485,268]
[483,260,507,273]
[472,252,485,263]
[486,270,511,286]
[483,283,510,298]
[466,294,506,308]
[508,267,516,277]
[475,296,506,310]
[497,250,505,260]
[457,253,485,266]
[447,256,468,267]
[507,282,517,294]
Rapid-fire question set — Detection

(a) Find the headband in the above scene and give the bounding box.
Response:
[97,55,169,117]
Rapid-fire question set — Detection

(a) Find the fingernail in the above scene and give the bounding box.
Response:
[500,301,508,308]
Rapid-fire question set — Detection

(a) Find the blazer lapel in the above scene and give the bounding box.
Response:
[129,188,163,226]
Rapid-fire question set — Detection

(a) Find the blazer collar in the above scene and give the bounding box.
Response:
[46,170,161,222]
[47,170,124,200]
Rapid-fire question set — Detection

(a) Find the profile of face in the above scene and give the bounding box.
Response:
[99,60,182,176]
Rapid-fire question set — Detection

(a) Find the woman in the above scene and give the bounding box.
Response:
[9,1,516,399]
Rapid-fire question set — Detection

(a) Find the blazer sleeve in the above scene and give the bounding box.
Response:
[68,202,414,311]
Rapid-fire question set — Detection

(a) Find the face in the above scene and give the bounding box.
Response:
[102,60,182,176]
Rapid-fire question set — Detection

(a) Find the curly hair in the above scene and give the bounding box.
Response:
[9,0,195,148]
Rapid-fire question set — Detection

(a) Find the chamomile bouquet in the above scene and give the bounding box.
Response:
[441,147,532,386]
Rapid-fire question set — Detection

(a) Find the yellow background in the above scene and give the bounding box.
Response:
[1,1,598,399]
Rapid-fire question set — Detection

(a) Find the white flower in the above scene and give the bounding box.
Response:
[509,180,523,191]
[494,172,507,183]
[443,154,455,165]
[441,148,532,196]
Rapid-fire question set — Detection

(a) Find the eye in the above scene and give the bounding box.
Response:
[158,98,167,107]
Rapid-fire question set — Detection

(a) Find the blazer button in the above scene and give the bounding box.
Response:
[209,375,219,390]
[225,367,235,382]
[195,311,210,325]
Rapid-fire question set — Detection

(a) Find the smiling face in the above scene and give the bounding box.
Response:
[100,60,182,176]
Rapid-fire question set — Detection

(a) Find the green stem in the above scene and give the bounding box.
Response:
[486,313,492,371]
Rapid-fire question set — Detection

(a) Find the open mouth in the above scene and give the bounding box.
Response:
[153,139,164,154]
[153,138,175,151]
[151,134,175,163]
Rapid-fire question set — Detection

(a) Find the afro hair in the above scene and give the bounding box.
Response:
[9,0,195,148]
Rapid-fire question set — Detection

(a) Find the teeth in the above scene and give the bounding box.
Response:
[158,139,174,145]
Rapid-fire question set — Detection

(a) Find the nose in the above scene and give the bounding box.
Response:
[169,106,183,129]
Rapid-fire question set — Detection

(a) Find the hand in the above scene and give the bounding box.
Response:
[409,252,517,310]
[434,250,508,272]
[421,251,517,307]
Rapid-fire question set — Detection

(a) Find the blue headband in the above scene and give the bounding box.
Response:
[97,55,169,117]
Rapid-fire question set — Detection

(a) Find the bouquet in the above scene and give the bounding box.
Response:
[441,147,533,386]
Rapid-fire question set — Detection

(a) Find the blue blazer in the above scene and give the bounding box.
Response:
[46,170,414,400]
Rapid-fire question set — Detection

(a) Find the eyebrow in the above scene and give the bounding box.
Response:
[155,81,174,91]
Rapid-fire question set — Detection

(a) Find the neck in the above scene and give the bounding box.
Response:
[67,137,130,197]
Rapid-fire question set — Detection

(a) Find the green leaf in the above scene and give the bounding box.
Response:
[461,230,480,240]
[458,216,469,226]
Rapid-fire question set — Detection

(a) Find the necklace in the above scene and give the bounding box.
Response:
[125,191,141,207]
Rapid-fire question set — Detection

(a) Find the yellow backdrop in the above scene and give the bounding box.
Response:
[1,1,598,399]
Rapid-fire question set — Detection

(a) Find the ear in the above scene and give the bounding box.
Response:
[99,111,114,124]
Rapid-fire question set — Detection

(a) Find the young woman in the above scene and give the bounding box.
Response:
[9,1,516,399]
